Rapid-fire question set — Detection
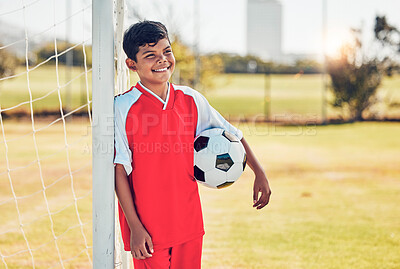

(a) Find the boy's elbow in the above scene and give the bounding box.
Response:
[115,164,128,180]
[115,163,125,170]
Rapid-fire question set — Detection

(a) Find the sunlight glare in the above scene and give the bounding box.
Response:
[325,29,353,57]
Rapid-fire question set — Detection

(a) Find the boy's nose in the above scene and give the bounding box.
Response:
[157,55,167,63]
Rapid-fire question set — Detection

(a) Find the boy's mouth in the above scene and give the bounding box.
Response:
[152,66,170,72]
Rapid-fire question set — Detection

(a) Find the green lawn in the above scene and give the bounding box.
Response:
[1,66,399,268]
[208,73,323,117]
[0,119,92,268]
[0,120,399,268]
[0,65,92,113]
[2,67,400,120]
[201,122,400,268]
[205,73,400,119]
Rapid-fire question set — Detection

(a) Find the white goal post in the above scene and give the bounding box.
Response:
[92,0,115,267]
[93,0,132,267]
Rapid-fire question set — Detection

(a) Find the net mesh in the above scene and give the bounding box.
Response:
[0,0,93,267]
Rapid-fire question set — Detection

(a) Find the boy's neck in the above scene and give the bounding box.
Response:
[140,81,169,102]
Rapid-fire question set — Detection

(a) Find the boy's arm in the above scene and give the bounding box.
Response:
[115,164,154,259]
[241,137,272,210]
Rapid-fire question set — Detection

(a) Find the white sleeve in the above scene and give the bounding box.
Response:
[194,91,243,140]
[114,97,133,176]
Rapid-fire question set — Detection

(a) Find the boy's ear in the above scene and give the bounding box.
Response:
[126,58,137,71]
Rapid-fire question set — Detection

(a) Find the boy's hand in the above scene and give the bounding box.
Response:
[252,172,271,210]
[130,224,154,260]
[240,137,271,210]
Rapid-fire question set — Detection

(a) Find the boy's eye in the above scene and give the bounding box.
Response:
[164,49,172,54]
[145,54,155,58]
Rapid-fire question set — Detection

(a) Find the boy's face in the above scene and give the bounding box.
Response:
[126,38,175,88]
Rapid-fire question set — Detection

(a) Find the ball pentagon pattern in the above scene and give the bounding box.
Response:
[194,136,209,152]
[194,165,205,182]
[193,128,246,189]
[215,153,234,172]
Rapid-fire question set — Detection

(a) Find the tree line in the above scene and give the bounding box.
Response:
[327,16,400,121]
[1,15,399,122]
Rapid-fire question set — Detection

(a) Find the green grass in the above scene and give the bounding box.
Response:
[206,73,400,119]
[0,120,399,268]
[200,122,400,268]
[2,67,400,119]
[0,65,92,113]
[0,119,92,268]
[1,66,400,267]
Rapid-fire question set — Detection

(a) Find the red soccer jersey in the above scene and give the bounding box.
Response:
[114,82,242,251]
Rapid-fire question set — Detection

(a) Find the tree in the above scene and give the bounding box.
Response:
[171,36,223,90]
[212,53,321,74]
[375,16,400,52]
[327,29,382,121]
[374,16,400,76]
[171,36,195,86]
[0,45,17,78]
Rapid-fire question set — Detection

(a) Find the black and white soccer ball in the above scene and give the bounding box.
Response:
[193,128,247,189]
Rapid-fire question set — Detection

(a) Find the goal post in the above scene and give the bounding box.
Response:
[92,0,115,267]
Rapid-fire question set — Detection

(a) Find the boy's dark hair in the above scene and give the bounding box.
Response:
[123,21,170,61]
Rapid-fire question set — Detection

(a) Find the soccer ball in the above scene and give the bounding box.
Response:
[193,128,247,189]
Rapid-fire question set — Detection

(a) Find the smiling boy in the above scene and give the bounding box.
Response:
[114,21,271,268]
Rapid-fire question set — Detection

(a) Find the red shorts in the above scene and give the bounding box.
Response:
[133,236,203,269]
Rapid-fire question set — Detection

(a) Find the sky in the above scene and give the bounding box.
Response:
[1,0,400,57]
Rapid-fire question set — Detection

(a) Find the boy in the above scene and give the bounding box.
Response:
[114,21,271,268]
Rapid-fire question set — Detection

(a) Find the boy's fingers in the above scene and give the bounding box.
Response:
[253,197,262,207]
[141,249,152,258]
[256,199,267,209]
[146,237,154,254]
[265,190,271,204]
[140,247,152,258]
[132,250,141,260]
[140,241,153,258]
[253,192,266,208]
[253,188,259,204]
[255,192,271,209]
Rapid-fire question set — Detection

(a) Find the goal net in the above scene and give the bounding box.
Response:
[0,0,128,267]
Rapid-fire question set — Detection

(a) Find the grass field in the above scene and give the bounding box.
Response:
[1,66,399,267]
[1,120,399,268]
[0,65,92,114]
[0,118,92,268]
[201,122,400,268]
[208,73,400,119]
[2,66,400,120]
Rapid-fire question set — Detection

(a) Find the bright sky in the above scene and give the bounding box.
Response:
[1,0,400,57]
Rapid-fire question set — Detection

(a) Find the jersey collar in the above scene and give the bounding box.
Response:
[135,82,174,110]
